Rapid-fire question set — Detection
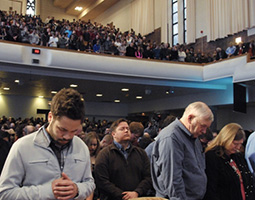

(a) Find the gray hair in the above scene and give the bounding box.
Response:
[183,101,214,122]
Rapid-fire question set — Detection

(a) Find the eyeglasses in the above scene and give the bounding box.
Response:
[232,140,243,147]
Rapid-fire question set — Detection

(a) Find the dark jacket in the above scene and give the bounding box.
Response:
[216,50,227,60]
[143,49,154,59]
[94,143,152,200]
[204,147,255,200]
[0,138,10,175]
[160,48,171,60]
[126,45,136,57]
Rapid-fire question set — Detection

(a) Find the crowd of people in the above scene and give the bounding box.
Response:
[1,88,255,200]
[0,10,255,65]
[1,8,255,200]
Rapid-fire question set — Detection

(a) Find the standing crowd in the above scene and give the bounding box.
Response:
[1,10,255,65]
[1,8,255,200]
[0,88,255,200]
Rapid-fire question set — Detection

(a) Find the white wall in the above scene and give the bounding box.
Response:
[154,0,162,29]
[94,0,166,35]
[94,0,133,32]
[94,0,208,43]
[0,0,26,14]
[39,0,77,22]
[0,0,77,22]
[195,0,207,39]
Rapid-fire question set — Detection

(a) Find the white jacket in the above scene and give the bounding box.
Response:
[0,126,95,200]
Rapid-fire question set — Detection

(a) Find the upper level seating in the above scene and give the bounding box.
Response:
[0,10,254,65]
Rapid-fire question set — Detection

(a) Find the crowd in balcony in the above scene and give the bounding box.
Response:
[0,10,254,64]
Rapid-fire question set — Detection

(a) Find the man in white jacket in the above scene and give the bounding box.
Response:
[0,88,95,200]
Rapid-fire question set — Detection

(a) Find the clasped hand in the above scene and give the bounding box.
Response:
[52,172,78,200]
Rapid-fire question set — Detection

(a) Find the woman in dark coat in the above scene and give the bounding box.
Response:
[0,130,11,176]
[203,123,255,200]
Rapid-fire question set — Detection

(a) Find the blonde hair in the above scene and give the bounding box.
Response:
[205,123,245,157]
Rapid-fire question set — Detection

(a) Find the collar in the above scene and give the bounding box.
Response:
[41,123,51,147]
[176,119,196,140]
[113,140,131,151]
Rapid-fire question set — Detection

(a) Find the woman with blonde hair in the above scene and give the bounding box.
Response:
[203,123,255,200]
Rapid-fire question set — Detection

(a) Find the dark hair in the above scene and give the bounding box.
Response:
[199,128,214,141]
[160,115,176,129]
[83,131,100,156]
[234,128,246,141]
[129,122,144,137]
[110,118,128,133]
[51,88,85,121]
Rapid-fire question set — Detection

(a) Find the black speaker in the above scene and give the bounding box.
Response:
[233,83,246,113]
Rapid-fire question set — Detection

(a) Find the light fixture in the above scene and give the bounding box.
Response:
[121,88,129,92]
[75,6,83,11]
[114,99,120,103]
[3,87,10,90]
[51,91,57,94]
[38,96,44,98]
[235,37,242,44]
[136,96,142,99]
[14,80,20,83]
[70,84,78,88]
[96,93,103,97]
[166,89,174,94]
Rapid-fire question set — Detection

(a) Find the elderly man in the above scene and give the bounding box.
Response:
[0,88,95,200]
[95,118,152,200]
[151,101,214,200]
